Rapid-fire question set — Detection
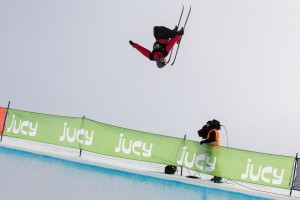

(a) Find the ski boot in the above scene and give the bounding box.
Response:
[173,26,178,32]
[177,27,184,36]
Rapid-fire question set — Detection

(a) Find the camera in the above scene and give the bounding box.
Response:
[198,124,209,139]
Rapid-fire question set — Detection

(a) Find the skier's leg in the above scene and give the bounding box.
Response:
[153,26,177,39]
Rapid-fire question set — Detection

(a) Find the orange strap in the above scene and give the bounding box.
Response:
[207,129,221,146]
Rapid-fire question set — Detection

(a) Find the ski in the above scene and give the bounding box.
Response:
[166,4,184,64]
[171,5,191,66]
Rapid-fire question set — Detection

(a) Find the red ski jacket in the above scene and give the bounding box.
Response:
[132,35,182,61]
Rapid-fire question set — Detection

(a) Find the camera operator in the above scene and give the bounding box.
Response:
[198,119,222,183]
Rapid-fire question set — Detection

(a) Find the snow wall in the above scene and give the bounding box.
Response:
[0,146,271,200]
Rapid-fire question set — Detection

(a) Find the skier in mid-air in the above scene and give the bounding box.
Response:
[129,26,184,68]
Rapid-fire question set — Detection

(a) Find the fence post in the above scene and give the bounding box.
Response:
[79,115,85,157]
[180,134,186,176]
[0,101,11,142]
[290,153,298,196]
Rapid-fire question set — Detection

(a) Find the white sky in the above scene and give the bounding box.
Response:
[1,0,300,156]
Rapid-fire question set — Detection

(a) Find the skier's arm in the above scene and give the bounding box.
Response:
[165,35,181,53]
[132,43,151,59]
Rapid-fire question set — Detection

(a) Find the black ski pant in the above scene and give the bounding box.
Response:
[153,26,177,40]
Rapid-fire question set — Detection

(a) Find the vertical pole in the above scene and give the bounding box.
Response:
[290,153,298,196]
[1,101,11,142]
[180,134,186,176]
[79,115,85,157]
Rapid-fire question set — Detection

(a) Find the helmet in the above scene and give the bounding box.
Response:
[211,119,221,130]
[156,56,166,68]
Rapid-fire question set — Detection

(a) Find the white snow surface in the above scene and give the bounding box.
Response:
[0,137,299,200]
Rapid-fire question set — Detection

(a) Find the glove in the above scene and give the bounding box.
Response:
[129,40,134,46]
[177,27,184,36]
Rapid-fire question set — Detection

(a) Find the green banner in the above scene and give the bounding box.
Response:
[3,108,295,189]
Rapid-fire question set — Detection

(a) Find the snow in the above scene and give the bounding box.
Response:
[0,137,299,200]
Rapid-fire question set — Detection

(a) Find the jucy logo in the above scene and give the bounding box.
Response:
[177,146,217,172]
[115,134,153,158]
[241,159,285,185]
[6,115,38,136]
[59,122,94,146]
